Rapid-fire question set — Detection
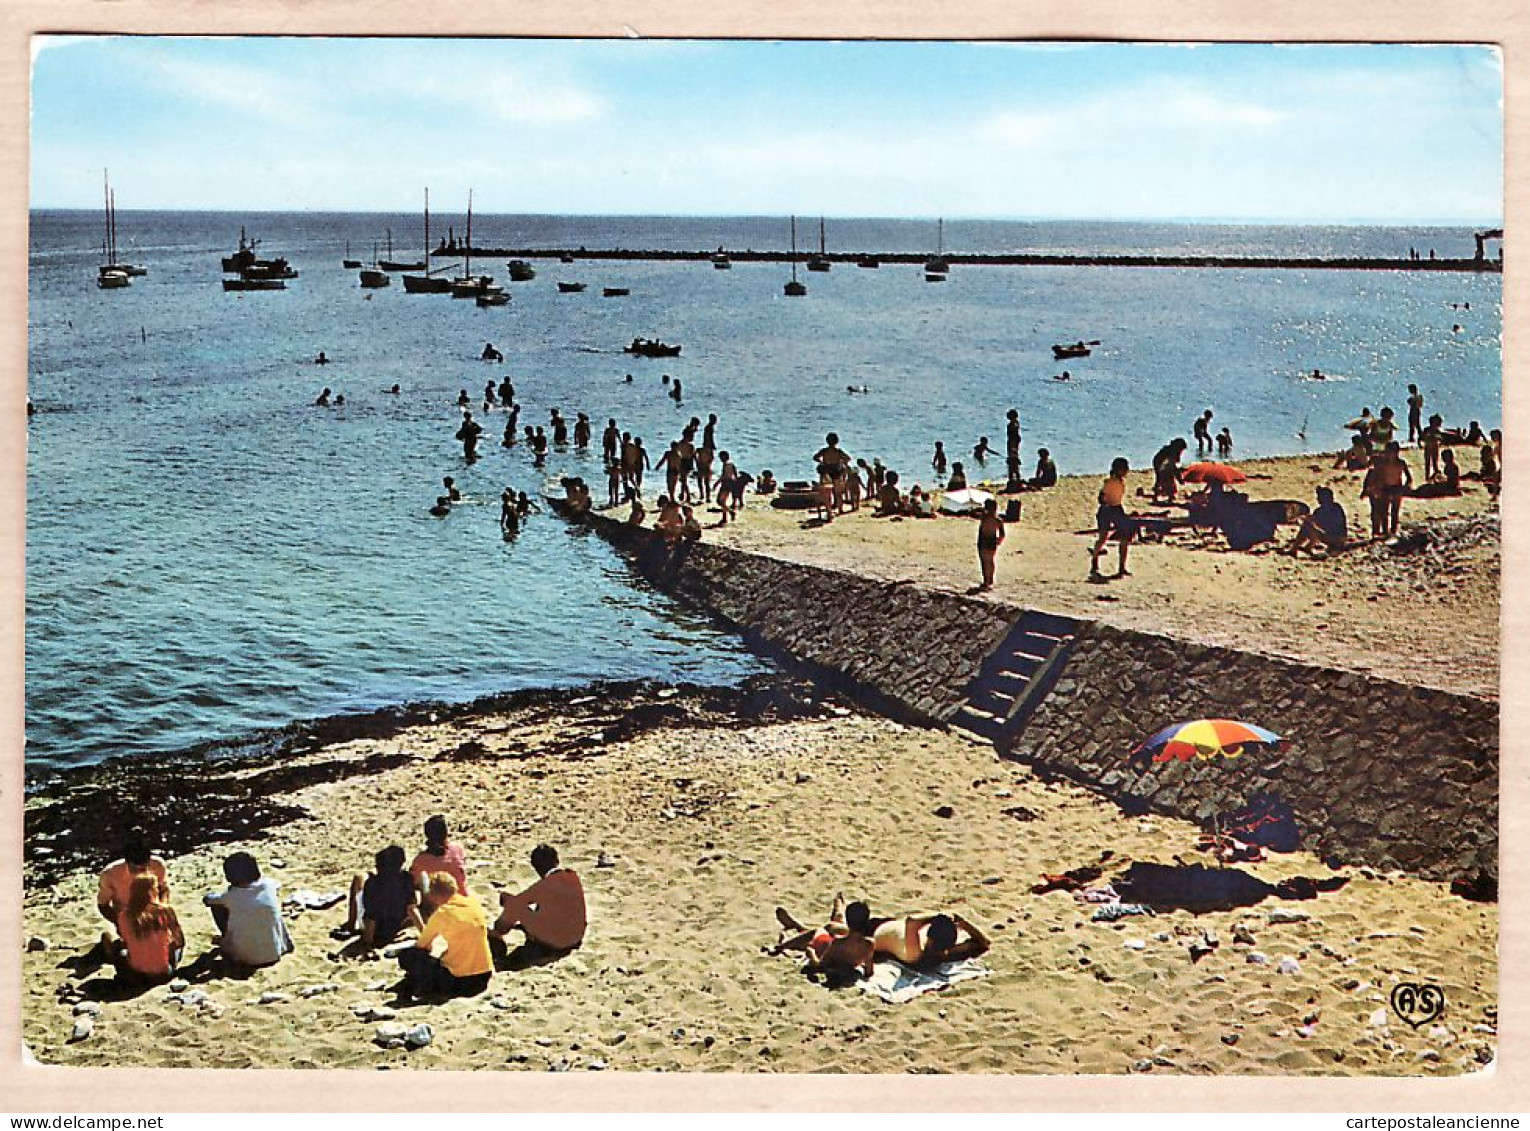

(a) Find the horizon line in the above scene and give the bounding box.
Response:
[27,206,1506,228]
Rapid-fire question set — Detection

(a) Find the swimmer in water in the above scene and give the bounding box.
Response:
[498,376,513,404]
[500,488,519,534]
[443,476,461,502]
[429,495,452,518]
[315,351,329,365]
[671,380,683,402]
[1053,370,1071,382]
[456,413,483,462]
[334,393,345,406]
[623,373,634,384]
[387,384,400,395]
[457,389,471,407]
[314,388,332,407]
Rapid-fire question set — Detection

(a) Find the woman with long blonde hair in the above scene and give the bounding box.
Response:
[103,873,184,985]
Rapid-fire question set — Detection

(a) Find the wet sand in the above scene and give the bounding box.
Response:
[22,687,1496,1074]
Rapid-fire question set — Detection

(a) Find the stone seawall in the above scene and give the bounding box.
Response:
[580,511,1498,883]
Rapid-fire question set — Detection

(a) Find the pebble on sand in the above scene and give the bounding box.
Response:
[257,992,290,1005]
[26,937,49,952]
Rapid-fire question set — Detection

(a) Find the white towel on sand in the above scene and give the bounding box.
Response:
[858,958,991,1004]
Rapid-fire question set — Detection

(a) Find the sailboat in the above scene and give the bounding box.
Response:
[97,171,140,288]
[403,189,452,294]
[359,241,390,288]
[450,191,495,298]
[924,217,950,279]
[807,217,831,272]
[342,241,362,269]
[379,226,424,272]
[783,215,807,297]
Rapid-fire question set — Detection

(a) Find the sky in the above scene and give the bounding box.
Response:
[29,37,1504,223]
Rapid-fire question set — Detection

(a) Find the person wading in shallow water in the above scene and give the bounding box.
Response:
[456,413,483,462]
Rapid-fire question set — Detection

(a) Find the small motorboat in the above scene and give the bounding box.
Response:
[770,481,821,510]
[97,268,130,290]
[476,289,510,307]
[223,277,286,291]
[712,254,732,270]
[359,267,390,288]
[602,287,630,297]
[343,258,363,269]
[450,274,495,298]
[1052,340,1098,360]
[507,260,537,281]
[558,281,588,293]
[857,256,880,269]
[624,337,681,358]
[560,253,575,264]
[924,272,946,283]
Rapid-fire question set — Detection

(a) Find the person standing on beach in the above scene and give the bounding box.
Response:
[976,498,1005,591]
[716,451,740,524]
[1421,414,1444,480]
[657,442,683,502]
[203,852,293,970]
[1193,410,1214,455]
[603,419,621,466]
[703,413,718,452]
[1006,409,1022,463]
[456,413,483,462]
[632,437,650,495]
[1407,384,1425,444]
[1090,458,1136,580]
[674,432,697,503]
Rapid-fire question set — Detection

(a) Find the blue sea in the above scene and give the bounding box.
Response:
[26,212,1503,775]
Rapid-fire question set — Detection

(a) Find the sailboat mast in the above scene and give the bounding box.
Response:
[110,189,118,265]
[819,217,826,256]
[424,188,431,271]
[791,215,799,282]
[102,170,111,264]
[465,191,473,276]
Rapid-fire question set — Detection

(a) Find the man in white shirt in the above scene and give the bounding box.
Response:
[204,851,294,968]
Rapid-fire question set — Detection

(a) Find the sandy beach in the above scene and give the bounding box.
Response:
[22,677,1496,1075]
[694,451,1500,700]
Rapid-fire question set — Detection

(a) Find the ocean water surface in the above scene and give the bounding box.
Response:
[27,212,1502,774]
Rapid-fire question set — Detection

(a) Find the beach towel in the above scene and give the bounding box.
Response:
[283,889,347,911]
[858,958,991,1004]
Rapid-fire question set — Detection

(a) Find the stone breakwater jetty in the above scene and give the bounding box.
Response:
[454,247,1503,273]
[558,507,1497,886]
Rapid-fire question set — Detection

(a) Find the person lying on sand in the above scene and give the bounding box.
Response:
[338,845,423,952]
[410,816,471,914]
[872,912,990,968]
[771,894,875,979]
[397,873,492,1000]
[490,844,587,954]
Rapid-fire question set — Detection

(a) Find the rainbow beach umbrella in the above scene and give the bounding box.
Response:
[1129,718,1285,767]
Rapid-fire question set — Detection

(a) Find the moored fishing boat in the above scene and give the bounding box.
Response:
[602,286,630,297]
[1052,340,1096,359]
[558,281,588,293]
[624,337,681,357]
[403,188,454,294]
[784,215,807,296]
[712,253,732,270]
[806,217,831,271]
[475,288,510,307]
[507,260,537,281]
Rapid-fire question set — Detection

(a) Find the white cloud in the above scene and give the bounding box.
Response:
[411,70,606,125]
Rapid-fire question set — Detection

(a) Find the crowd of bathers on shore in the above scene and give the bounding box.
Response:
[88,822,988,999]
[304,344,1500,593]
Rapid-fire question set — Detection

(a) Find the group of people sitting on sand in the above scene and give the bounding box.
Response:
[92,819,586,1002]
[768,893,990,982]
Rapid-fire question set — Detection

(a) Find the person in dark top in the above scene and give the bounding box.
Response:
[946,462,968,492]
[1005,409,1021,461]
[498,376,514,404]
[1193,409,1214,454]
[1027,448,1057,490]
[574,413,591,449]
[442,476,461,502]
[457,389,471,407]
[1406,383,1425,444]
[340,845,422,952]
[703,413,718,452]
[1286,486,1349,555]
[456,413,483,461]
[500,488,520,534]
[1151,438,1188,503]
[602,419,621,465]
[932,441,947,477]
[314,387,332,407]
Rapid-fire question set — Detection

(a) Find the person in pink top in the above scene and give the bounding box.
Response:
[410,815,470,913]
